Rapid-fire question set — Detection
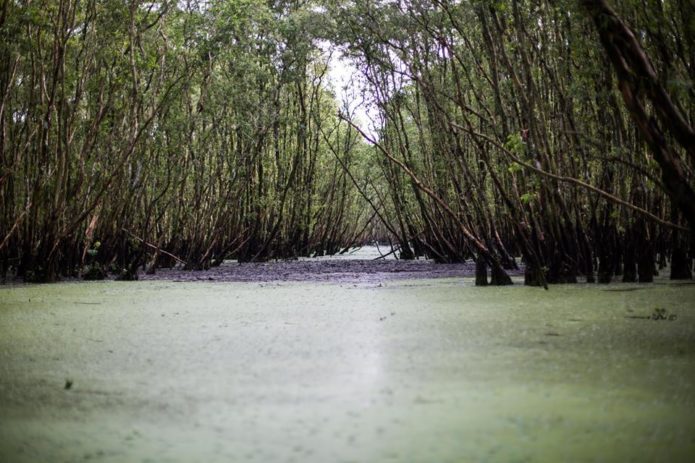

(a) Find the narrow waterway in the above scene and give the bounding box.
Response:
[1,270,694,462]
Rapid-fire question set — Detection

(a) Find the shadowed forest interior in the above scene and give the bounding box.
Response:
[0,0,693,286]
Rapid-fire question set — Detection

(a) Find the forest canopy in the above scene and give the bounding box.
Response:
[0,0,693,285]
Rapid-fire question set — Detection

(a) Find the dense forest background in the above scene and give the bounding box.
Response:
[0,0,693,285]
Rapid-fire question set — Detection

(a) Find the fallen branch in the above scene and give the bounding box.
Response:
[0,203,31,252]
[121,228,187,266]
[373,246,399,260]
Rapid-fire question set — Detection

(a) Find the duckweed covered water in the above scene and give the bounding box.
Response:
[1,279,694,462]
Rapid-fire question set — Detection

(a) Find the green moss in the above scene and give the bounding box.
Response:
[1,279,694,462]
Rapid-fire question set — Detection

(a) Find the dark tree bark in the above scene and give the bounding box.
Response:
[475,258,489,286]
[583,0,695,231]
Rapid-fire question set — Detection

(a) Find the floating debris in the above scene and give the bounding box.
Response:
[651,307,677,321]
[625,307,677,321]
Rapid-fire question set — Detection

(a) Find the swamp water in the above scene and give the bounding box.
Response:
[0,278,694,462]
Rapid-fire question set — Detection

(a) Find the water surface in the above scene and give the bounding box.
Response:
[1,278,694,462]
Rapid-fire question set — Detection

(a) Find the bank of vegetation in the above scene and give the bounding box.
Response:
[0,0,693,286]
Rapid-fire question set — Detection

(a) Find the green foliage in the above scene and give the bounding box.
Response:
[507,162,523,174]
[520,192,537,205]
[504,133,525,156]
[0,0,689,281]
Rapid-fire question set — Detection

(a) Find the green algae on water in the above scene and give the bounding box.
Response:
[1,279,694,462]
